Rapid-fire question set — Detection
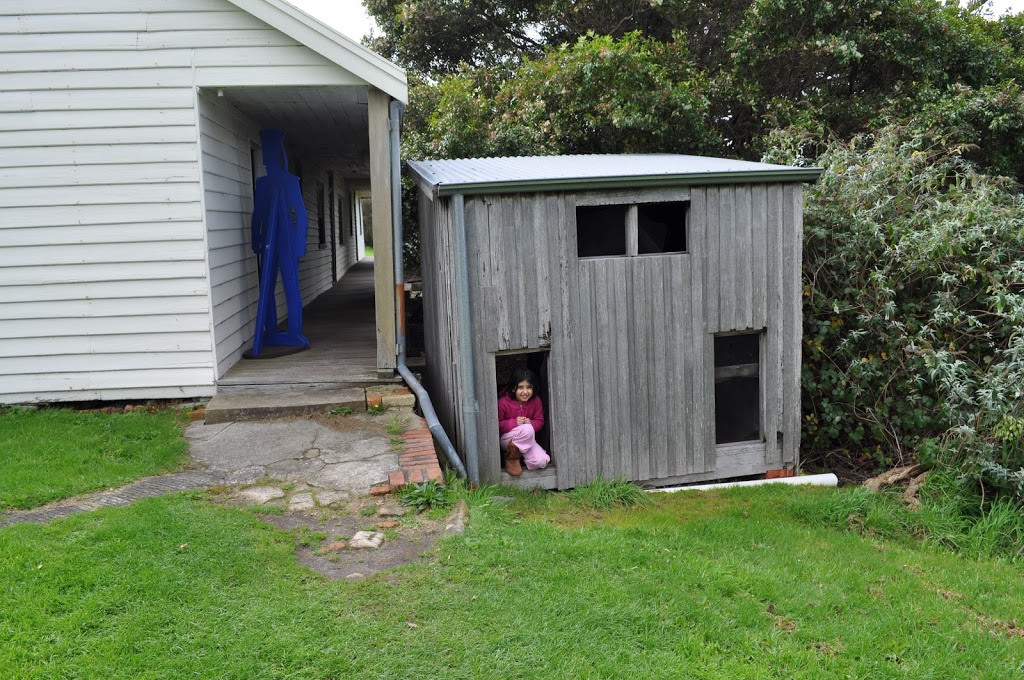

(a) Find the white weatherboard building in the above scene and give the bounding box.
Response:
[1,0,407,403]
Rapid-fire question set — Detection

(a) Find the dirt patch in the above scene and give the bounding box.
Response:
[260,505,446,580]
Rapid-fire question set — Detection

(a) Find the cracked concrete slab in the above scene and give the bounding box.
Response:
[319,434,392,464]
[185,413,401,496]
[266,457,326,483]
[316,459,401,493]
[186,421,322,468]
[237,486,285,504]
[288,492,317,512]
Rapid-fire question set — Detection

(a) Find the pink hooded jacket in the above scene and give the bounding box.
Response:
[497,394,545,436]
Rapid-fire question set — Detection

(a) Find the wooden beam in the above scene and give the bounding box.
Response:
[368,86,396,374]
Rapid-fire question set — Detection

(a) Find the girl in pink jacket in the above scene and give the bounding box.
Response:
[497,368,550,476]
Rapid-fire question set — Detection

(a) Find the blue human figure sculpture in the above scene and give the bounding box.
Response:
[249,129,310,357]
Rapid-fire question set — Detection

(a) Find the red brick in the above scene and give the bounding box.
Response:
[765,468,796,479]
[375,520,399,529]
[369,484,393,496]
[389,471,407,487]
[426,467,443,481]
[401,453,437,463]
[406,469,425,484]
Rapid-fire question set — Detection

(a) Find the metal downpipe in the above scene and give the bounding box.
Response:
[388,99,467,479]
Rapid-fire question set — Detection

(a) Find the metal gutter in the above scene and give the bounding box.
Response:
[426,169,824,197]
[389,99,467,479]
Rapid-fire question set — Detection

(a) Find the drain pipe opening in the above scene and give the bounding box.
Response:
[388,99,467,479]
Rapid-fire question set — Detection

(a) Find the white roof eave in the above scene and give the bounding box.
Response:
[226,0,408,102]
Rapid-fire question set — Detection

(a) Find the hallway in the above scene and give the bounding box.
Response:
[217,259,398,392]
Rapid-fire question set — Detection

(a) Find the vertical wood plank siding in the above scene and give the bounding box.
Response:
[782,185,804,466]
[575,254,699,485]
[420,193,463,453]
[764,184,784,465]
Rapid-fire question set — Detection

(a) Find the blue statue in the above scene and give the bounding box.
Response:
[248,129,309,358]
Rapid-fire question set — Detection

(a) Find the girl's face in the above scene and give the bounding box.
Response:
[514,380,534,403]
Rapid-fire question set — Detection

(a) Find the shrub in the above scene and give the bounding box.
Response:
[766,120,1024,506]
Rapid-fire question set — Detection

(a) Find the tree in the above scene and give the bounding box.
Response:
[725,0,1017,149]
[365,0,755,74]
[403,33,722,160]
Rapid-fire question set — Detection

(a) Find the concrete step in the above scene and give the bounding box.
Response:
[205,387,370,424]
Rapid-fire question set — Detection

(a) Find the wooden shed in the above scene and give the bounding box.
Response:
[407,154,822,489]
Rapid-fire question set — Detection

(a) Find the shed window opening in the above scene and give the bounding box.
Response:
[576,201,688,258]
[576,205,627,257]
[714,333,761,445]
[637,201,687,254]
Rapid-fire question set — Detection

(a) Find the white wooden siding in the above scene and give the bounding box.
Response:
[0,0,376,402]
[198,91,258,378]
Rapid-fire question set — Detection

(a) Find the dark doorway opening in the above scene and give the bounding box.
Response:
[495,350,552,465]
[714,332,761,445]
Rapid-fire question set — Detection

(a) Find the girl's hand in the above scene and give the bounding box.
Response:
[517,416,529,425]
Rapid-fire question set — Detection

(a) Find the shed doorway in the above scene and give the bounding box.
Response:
[495,350,555,487]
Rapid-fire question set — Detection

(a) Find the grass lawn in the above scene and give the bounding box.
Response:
[2,485,1022,678]
[0,407,189,510]
[365,244,374,257]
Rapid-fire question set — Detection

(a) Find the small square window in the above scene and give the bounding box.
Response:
[638,202,687,254]
[576,205,627,258]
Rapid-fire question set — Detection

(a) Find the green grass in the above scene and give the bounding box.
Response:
[364,245,374,257]
[3,486,1023,678]
[0,407,189,511]
[567,475,653,510]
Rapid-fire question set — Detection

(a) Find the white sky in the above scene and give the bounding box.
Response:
[287,0,378,42]
[286,0,1024,44]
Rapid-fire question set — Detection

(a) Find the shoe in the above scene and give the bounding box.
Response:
[506,443,523,476]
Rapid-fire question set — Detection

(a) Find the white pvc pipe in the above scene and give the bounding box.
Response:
[649,473,838,493]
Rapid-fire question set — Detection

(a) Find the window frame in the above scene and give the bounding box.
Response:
[574,188,690,259]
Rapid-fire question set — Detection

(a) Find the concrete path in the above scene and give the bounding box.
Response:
[185,417,401,495]
[0,412,415,528]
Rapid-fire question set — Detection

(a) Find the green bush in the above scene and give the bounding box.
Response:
[766,120,1024,506]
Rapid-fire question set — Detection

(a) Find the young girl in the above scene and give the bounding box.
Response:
[497,368,550,476]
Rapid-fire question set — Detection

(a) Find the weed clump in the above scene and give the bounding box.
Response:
[568,477,652,510]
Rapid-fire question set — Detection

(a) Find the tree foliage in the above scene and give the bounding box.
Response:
[404,33,722,159]
[365,0,753,74]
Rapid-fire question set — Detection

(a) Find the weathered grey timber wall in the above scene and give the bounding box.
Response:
[462,193,576,484]
[418,190,468,454]
[418,181,804,488]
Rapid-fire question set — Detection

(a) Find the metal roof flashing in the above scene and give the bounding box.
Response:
[406,154,823,197]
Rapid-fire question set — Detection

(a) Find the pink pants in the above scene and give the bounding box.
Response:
[500,424,550,470]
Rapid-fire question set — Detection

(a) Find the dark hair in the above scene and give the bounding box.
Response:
[502,368,540,399]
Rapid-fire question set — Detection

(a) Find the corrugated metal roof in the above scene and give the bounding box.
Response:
[407,154,822,196]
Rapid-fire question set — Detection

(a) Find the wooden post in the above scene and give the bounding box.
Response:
[368,86,397,376]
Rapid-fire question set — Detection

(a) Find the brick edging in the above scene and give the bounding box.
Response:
[388,415,443,488]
